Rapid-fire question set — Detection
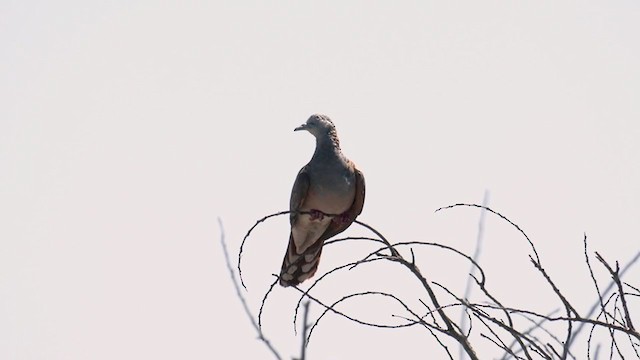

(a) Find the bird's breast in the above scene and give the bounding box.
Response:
[302,167,356,215]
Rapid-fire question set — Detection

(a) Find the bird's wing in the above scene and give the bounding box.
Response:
[280,166,315,287]
[289,166,310,225]
[318,165,365,242]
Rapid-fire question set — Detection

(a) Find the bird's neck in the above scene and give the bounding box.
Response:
[313,132,342,160]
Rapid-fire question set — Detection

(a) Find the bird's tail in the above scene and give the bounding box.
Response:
[279,233,324,287]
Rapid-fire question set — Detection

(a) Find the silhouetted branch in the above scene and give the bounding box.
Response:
[294,301,311,360]
[238,210,342,289]
[595,252,635,331]
[218,218,283,360]
[231,205,640,359]
[435,203,541,265]
[292,257,386,334]
[569,236,640,351]
[460,190,489,360]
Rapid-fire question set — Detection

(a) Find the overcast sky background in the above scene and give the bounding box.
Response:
[2,1,639,359]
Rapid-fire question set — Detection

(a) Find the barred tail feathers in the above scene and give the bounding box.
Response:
[279,233,324,287]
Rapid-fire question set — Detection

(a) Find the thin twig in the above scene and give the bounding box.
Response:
[570,247,640,349]
[235,207,640,359]
[595,252,635,331]
[238,210,341,289]
[297,301,311,360]
[460,190,489,360]
[435,203,540,265]
[219,218,283,360]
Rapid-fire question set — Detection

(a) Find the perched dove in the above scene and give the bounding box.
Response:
[279,114,366,287]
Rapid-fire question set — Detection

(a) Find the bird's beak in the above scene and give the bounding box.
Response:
[294,123,307,132]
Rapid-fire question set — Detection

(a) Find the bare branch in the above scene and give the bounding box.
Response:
[435,203,541,265]
[219,218,283,360]
[570,245,640,349]
[232,207,640,359]
[296,301,311,360]
[595,252,635,331]
[460,190,489,360]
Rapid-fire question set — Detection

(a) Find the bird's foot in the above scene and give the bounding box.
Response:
[308,209,325,221]
[333,212,351,224]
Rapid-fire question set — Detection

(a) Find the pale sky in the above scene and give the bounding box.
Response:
[1,1,639,359]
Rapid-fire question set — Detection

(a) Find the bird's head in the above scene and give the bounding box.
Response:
[294,114,336,138]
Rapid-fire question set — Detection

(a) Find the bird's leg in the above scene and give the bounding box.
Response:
[308,209,325,221]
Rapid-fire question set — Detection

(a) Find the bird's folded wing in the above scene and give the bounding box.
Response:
[289,167,310,225]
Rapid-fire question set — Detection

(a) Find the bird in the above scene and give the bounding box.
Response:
[279,114,366,287]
